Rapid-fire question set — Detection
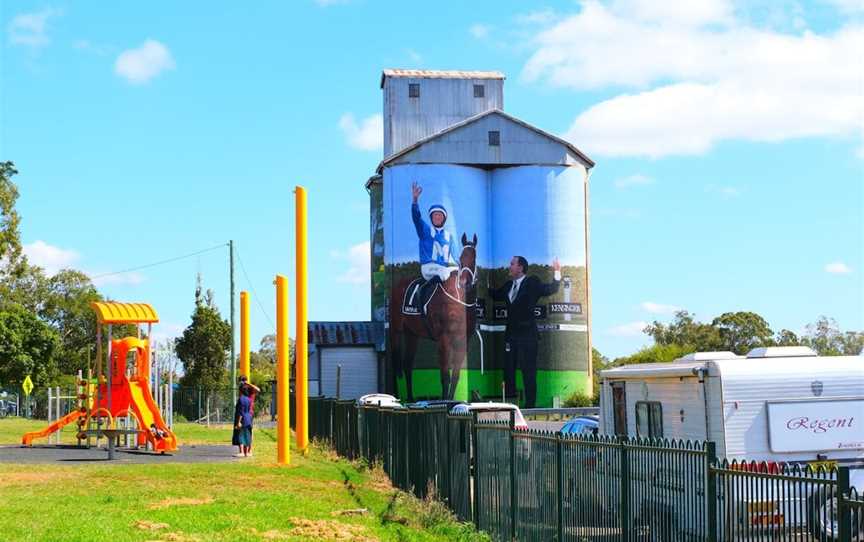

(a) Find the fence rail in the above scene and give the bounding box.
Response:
[308,396,863,542]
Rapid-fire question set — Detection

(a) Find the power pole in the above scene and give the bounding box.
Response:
[229,240,237,407]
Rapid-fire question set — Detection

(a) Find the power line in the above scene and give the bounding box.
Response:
[90,243,228,280]
[236,248,276,332]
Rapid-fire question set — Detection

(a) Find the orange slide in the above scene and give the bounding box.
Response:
[22,410,83,446]
[128,378,177,452]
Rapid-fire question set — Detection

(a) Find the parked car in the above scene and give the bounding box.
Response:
[407,399,463,410]
[448,402,528,429]
[560,415,599,436]
[356,393,402,408]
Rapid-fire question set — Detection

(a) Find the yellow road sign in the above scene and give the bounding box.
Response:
[22,375,33,396]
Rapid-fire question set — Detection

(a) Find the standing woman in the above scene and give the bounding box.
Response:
[233,384,254,457]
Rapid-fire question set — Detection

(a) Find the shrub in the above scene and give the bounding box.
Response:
[563,391,596,407]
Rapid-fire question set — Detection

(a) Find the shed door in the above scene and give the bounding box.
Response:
[611,381,627,436]
[320,346,378,399]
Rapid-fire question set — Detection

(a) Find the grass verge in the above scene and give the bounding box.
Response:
[0,417,489,542]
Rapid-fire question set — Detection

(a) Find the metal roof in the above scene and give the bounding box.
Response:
[90,302,159,324]
[377,109,595,170]
[308,321,385,351]
[381,69,505,88]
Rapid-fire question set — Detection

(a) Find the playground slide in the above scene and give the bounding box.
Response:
[22,410,82,446]
[128,378,177,452]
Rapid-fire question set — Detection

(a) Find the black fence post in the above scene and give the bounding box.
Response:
[838,466,851,542]
[556,432,564,542]
[509,410,517,542]
[620,439,631,541]
[706,441,718,542]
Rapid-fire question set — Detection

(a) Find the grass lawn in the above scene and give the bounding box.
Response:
[0,417,489,542]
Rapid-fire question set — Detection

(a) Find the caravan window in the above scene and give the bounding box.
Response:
[635,401,663,439]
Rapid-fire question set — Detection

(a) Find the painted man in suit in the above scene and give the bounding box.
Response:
[491,256,561,408]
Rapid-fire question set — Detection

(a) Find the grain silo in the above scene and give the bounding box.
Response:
[368,69,594,408]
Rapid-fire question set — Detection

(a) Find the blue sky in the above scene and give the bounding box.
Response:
[3,0,862,358]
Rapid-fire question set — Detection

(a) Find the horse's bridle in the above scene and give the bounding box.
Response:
[436,244,477,308]
[456,245,478,291]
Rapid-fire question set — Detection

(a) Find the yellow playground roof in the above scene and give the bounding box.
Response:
[90,302,159,324]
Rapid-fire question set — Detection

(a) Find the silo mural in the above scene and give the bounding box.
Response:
[489,166,589,407]
[382,163,590,406]
[384,164,490,402]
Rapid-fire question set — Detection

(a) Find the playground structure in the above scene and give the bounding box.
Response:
[22,302,177,454]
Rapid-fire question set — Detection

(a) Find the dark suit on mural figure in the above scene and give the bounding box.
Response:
[491,256,561,408]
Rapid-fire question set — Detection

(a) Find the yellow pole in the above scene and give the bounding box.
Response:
[275,275,290,465]
[295,185,309,453]
[240,291,250,381]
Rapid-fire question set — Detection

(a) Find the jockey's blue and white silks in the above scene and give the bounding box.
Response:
[412,202,458,267]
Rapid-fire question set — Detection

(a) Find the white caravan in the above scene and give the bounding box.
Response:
[598,346,863,465]
[598,346,863,539]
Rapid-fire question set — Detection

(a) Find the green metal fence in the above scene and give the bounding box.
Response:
[308,397,864,542]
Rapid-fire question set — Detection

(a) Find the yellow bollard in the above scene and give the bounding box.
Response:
[275,275,290,465]
[240,291,250,381]
[295,185,309,454]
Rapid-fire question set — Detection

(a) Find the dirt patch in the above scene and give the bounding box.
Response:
[0,470,74,487]
[286,518,378,541]
[135,519,169,531]
[148,496,214,509]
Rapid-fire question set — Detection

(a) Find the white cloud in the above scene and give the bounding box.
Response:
[406,49,423,63]
[608,321,649,337]
[516,10,559,25]
[7,8,61,48]
[470,24,492,39]
[333,241,371,286]
[338,113,383,151]
[23,240,79,275]
[91,272,146,286]
[706,184,742,198]
[73,39,111,56]
[824,262,853,274]
[640,301,681,314]
[22,240,146,285]
[114,39,175,84]
[614,174,654,189]
[521,1,863,158]
[822,0,864,14]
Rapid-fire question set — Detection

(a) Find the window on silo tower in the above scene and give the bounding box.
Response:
[474,84,485,98]
[488,130,500,146]
[409,83,420,98]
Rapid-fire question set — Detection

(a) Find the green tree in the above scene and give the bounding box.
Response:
[774,329,802,346]
[0,161,22,266]
[40,269,103,374]
[175,283,231,391]
[644,311,723,351]
[711,311,774,354]
[611,343,692,367]
[801,316,864,355]
[0,304,59,389]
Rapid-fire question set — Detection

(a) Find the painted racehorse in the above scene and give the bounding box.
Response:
[390,233,478,401]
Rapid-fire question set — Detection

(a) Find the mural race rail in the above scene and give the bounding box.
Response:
[307,396,864,542]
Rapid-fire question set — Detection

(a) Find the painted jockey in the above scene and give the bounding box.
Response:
[411,181,458,313]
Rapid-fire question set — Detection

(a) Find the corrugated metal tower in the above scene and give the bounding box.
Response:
[370,69,595,408]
